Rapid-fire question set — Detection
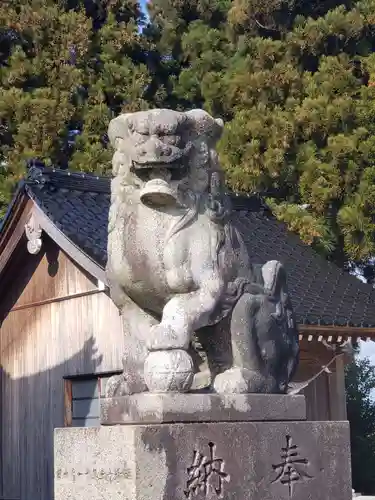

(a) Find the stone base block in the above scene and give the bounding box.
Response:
[101,393,306,424]
[54,420,351,500]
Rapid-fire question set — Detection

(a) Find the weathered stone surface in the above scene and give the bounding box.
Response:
[105,108,300,397]
[55,420,351,500]
[54,427,135,500]
[101,393,306,425]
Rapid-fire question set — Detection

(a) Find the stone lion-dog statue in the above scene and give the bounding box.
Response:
[105,108,299,396]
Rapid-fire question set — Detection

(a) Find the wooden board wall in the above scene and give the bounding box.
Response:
[0,237,123,500]
[294,339,347,422]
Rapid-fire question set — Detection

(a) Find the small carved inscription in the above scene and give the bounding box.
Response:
[184,442,230,498]
[271,435,313,497]
[55,466,131,482]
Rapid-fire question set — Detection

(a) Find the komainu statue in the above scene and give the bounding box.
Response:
[105,108,299,396]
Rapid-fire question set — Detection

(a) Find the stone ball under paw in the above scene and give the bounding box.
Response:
[144,349,194,393]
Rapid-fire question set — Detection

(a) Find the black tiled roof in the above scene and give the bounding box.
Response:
[20,167,375,328]
[25,168,110,267]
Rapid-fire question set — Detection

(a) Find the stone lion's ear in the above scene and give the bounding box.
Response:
[108,113,132,148]
[262,260,287,298]
[184,109,224,144]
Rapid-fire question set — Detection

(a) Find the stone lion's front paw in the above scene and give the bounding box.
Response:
[213,368,277,394]
[147,323,190,351]
[213,368,252,394]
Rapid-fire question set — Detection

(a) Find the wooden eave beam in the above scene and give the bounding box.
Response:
[0,196,33,276]
[298,324,375,342]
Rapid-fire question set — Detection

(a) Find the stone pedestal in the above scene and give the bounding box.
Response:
[54,394,352,500]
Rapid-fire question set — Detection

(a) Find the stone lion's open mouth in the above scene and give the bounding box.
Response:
[132,160,187,208]
[140,179,177,208]
[131,160,183,182]
[132,160,182,171]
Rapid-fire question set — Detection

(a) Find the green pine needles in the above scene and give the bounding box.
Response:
[2,0,375,269]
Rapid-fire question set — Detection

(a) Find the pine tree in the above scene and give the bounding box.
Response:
[0,0,151,216]
[219,1,375,266]
[145,0,232,111]
[147,0,375,270]
[4,0,375,271]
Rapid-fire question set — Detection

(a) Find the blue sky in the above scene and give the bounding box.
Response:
[359,340,375,364]
[139,0,149,23]
[140,1,148,14]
